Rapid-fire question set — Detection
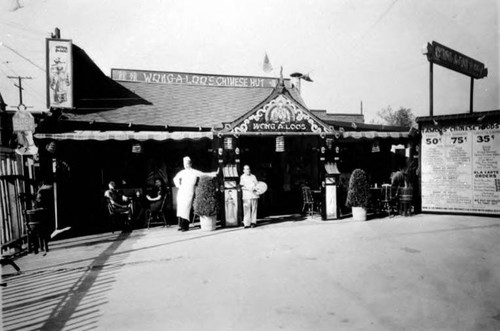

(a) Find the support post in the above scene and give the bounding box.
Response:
[470,77,474,114]
[52,158,58,230]
[429,62,433,117]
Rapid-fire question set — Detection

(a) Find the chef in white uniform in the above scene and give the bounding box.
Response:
[173,156,217,231]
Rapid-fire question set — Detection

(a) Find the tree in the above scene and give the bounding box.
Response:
[376,106,415,127]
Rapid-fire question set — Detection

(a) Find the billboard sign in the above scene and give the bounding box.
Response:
[425,41,488,79]
[111,68,283,88]
[421,120,500,215]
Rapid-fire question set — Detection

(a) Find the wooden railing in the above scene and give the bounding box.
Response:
[0,150,36,254]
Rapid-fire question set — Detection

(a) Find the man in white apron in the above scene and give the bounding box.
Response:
[173,156,217,231]
[240,165,259,228]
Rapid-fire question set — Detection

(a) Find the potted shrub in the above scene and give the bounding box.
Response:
[345,169,371,221]
[193,176,220,231]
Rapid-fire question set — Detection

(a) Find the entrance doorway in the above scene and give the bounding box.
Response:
[239,136,320,217]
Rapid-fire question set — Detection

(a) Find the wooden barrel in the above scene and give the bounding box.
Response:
[399,187,413,202]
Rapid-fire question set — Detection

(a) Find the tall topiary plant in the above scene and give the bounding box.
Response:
[346,169,371,209]
[194,176,220,217]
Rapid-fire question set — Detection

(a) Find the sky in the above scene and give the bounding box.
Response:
[0,0,498,123]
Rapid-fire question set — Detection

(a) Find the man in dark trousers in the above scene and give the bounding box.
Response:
[33,179,54,254]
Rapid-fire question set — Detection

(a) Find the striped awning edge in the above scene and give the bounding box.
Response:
[34,130,213,141]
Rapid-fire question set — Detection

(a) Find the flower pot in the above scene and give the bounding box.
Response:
[399,187,413,202]
[352,206,367,221]
[199,215,217,231]
[398,187,413,216]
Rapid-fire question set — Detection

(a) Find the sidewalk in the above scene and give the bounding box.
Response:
[2,213,500,330]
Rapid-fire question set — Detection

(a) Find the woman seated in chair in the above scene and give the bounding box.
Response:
[146,178,166,216]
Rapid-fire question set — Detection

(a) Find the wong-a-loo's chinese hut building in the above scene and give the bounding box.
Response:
[35,47,414,234]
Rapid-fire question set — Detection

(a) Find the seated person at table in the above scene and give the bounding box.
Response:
[146,178,166,214]
[104,181,132,219]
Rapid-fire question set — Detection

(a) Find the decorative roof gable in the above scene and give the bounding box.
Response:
[222,92,333,135]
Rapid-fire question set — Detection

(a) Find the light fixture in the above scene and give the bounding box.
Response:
[275,136,285,152]
[326,138,333,150]
[46,141,57,154]
[131,142,143,154]
[224,137,234,150]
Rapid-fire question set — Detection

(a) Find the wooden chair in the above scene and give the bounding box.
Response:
[301,186,316,216]
[25,208,50,254]
[146,195,168,228]
[106,199,132,232]
[380,184,397,216]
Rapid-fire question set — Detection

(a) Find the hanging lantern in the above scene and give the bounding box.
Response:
[371,140,380,153]
[326,138,333,150]
[275,136,285,152]
[223,137,234,150]
[132,142,143,154]
[46,141,57,154]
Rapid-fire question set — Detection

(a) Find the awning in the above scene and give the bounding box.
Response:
[34,130,213,141]
[342,131,408,139]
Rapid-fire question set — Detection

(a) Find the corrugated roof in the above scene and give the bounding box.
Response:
[311,110,365,124]
[63,76,307,129]
[311,109,409,132]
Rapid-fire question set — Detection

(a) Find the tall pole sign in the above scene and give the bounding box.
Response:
[46,38,74,109]
[424,41,488,116]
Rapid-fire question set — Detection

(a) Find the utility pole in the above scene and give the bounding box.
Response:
[7,76,32,109]
[0,92,7,111]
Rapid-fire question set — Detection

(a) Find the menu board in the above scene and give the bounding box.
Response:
[421,122,500,215]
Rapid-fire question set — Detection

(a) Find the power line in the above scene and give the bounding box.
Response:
[0,66,11,78]
[365,0,399,37]
[0,22,40,41]
[1,43,45,72]
[353,0,399,49]
[0,20,44,35]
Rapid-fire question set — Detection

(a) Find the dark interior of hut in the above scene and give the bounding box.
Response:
[238,136,320,218]
[37,138,214,235]
[34,136,413,236]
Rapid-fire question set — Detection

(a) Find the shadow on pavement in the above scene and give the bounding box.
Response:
[2,214,315,330]
[2,231,137,331]
[257,214,308,227]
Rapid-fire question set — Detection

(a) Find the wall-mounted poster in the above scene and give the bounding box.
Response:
[46,39,73,108]
[421,119,499,215]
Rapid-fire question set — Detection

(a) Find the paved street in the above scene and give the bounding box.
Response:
[2,213,500,331]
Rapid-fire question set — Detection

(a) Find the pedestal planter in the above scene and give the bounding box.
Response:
[399,187,413,202]
[398,187,413,216]
[200,215,217,231]
[346,169,371,221]
[194,176,220,231]
[352,206,367,221]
